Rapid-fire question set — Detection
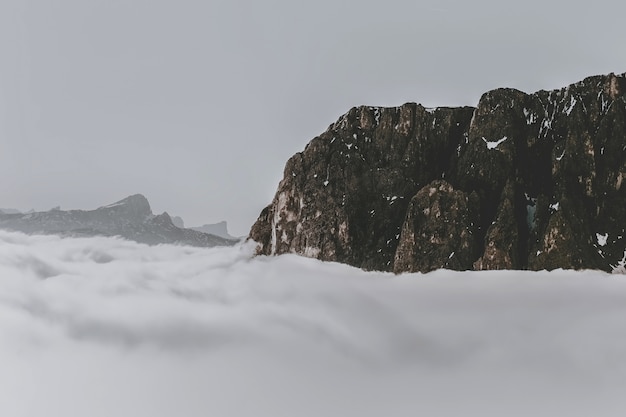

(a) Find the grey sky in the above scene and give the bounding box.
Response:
[1,0,625,236]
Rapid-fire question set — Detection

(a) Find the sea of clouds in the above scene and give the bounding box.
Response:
[1,229,626,417]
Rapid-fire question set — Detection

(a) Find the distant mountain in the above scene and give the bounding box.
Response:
[190,221,237,240]
[171,216,185,228]
[0,208,22,214]
[0,194,238,248]
[250,72,626,273]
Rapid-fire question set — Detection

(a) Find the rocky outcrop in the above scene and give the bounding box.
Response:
[393,180,479,273]
[191,221,237,240]
[171,216,185,228]
[250,72,626,273]
[0,194,238,248]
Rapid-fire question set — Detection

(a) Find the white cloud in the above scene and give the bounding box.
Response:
[1,230,626,416]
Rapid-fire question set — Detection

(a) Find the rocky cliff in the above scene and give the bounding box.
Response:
[250,73,626,273]
[0,194,238,248]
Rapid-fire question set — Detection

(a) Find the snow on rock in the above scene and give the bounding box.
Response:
[482,136,508,150]
[523,108,538,124]
[564,95,577,115]
[613,250,626,273]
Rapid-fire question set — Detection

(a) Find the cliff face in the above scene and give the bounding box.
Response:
[250,73,626,273]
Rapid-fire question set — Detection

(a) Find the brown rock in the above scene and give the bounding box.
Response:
[393,180,479,273]
[249,72,626,273]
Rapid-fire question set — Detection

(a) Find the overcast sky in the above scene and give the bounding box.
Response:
[1,0,625,235]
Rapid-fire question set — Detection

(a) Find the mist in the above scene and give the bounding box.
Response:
[1,230,625,416]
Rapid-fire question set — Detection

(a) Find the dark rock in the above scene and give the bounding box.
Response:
[250,72,626,273]
[473,180,520,270]
[250,103,474,270]
[394,180,479,273]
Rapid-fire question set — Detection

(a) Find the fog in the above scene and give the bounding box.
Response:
[2,0,626,234]
[1,230,626,416]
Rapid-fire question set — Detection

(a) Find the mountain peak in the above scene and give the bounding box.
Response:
[114,193,149,205]
[100,194,152,219]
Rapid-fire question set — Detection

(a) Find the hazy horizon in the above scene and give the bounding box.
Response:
[2,0,626,236]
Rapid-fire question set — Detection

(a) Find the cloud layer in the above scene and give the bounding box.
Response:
[1,230,626,416]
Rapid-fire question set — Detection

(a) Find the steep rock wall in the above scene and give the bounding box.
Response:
[250,73,626,273]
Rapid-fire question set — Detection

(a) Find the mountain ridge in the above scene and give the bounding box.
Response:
[190,221,237,240]
[0,194,237,248]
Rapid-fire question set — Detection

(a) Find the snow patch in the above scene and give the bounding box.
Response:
[601,93,611,114]
[303,246,321,258]
[523,108,537,124]
[596,233,608,247]
[612,249,626,273]
[564,95,577,115]
[102,201,125,209]
[482,136,508,150]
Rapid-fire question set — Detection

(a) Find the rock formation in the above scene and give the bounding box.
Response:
[0,194,238,248]
[191,221,237,240]
[249,72,626,273]
[171,215,185,228]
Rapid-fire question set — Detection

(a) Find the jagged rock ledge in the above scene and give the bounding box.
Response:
[249,72,626,273]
